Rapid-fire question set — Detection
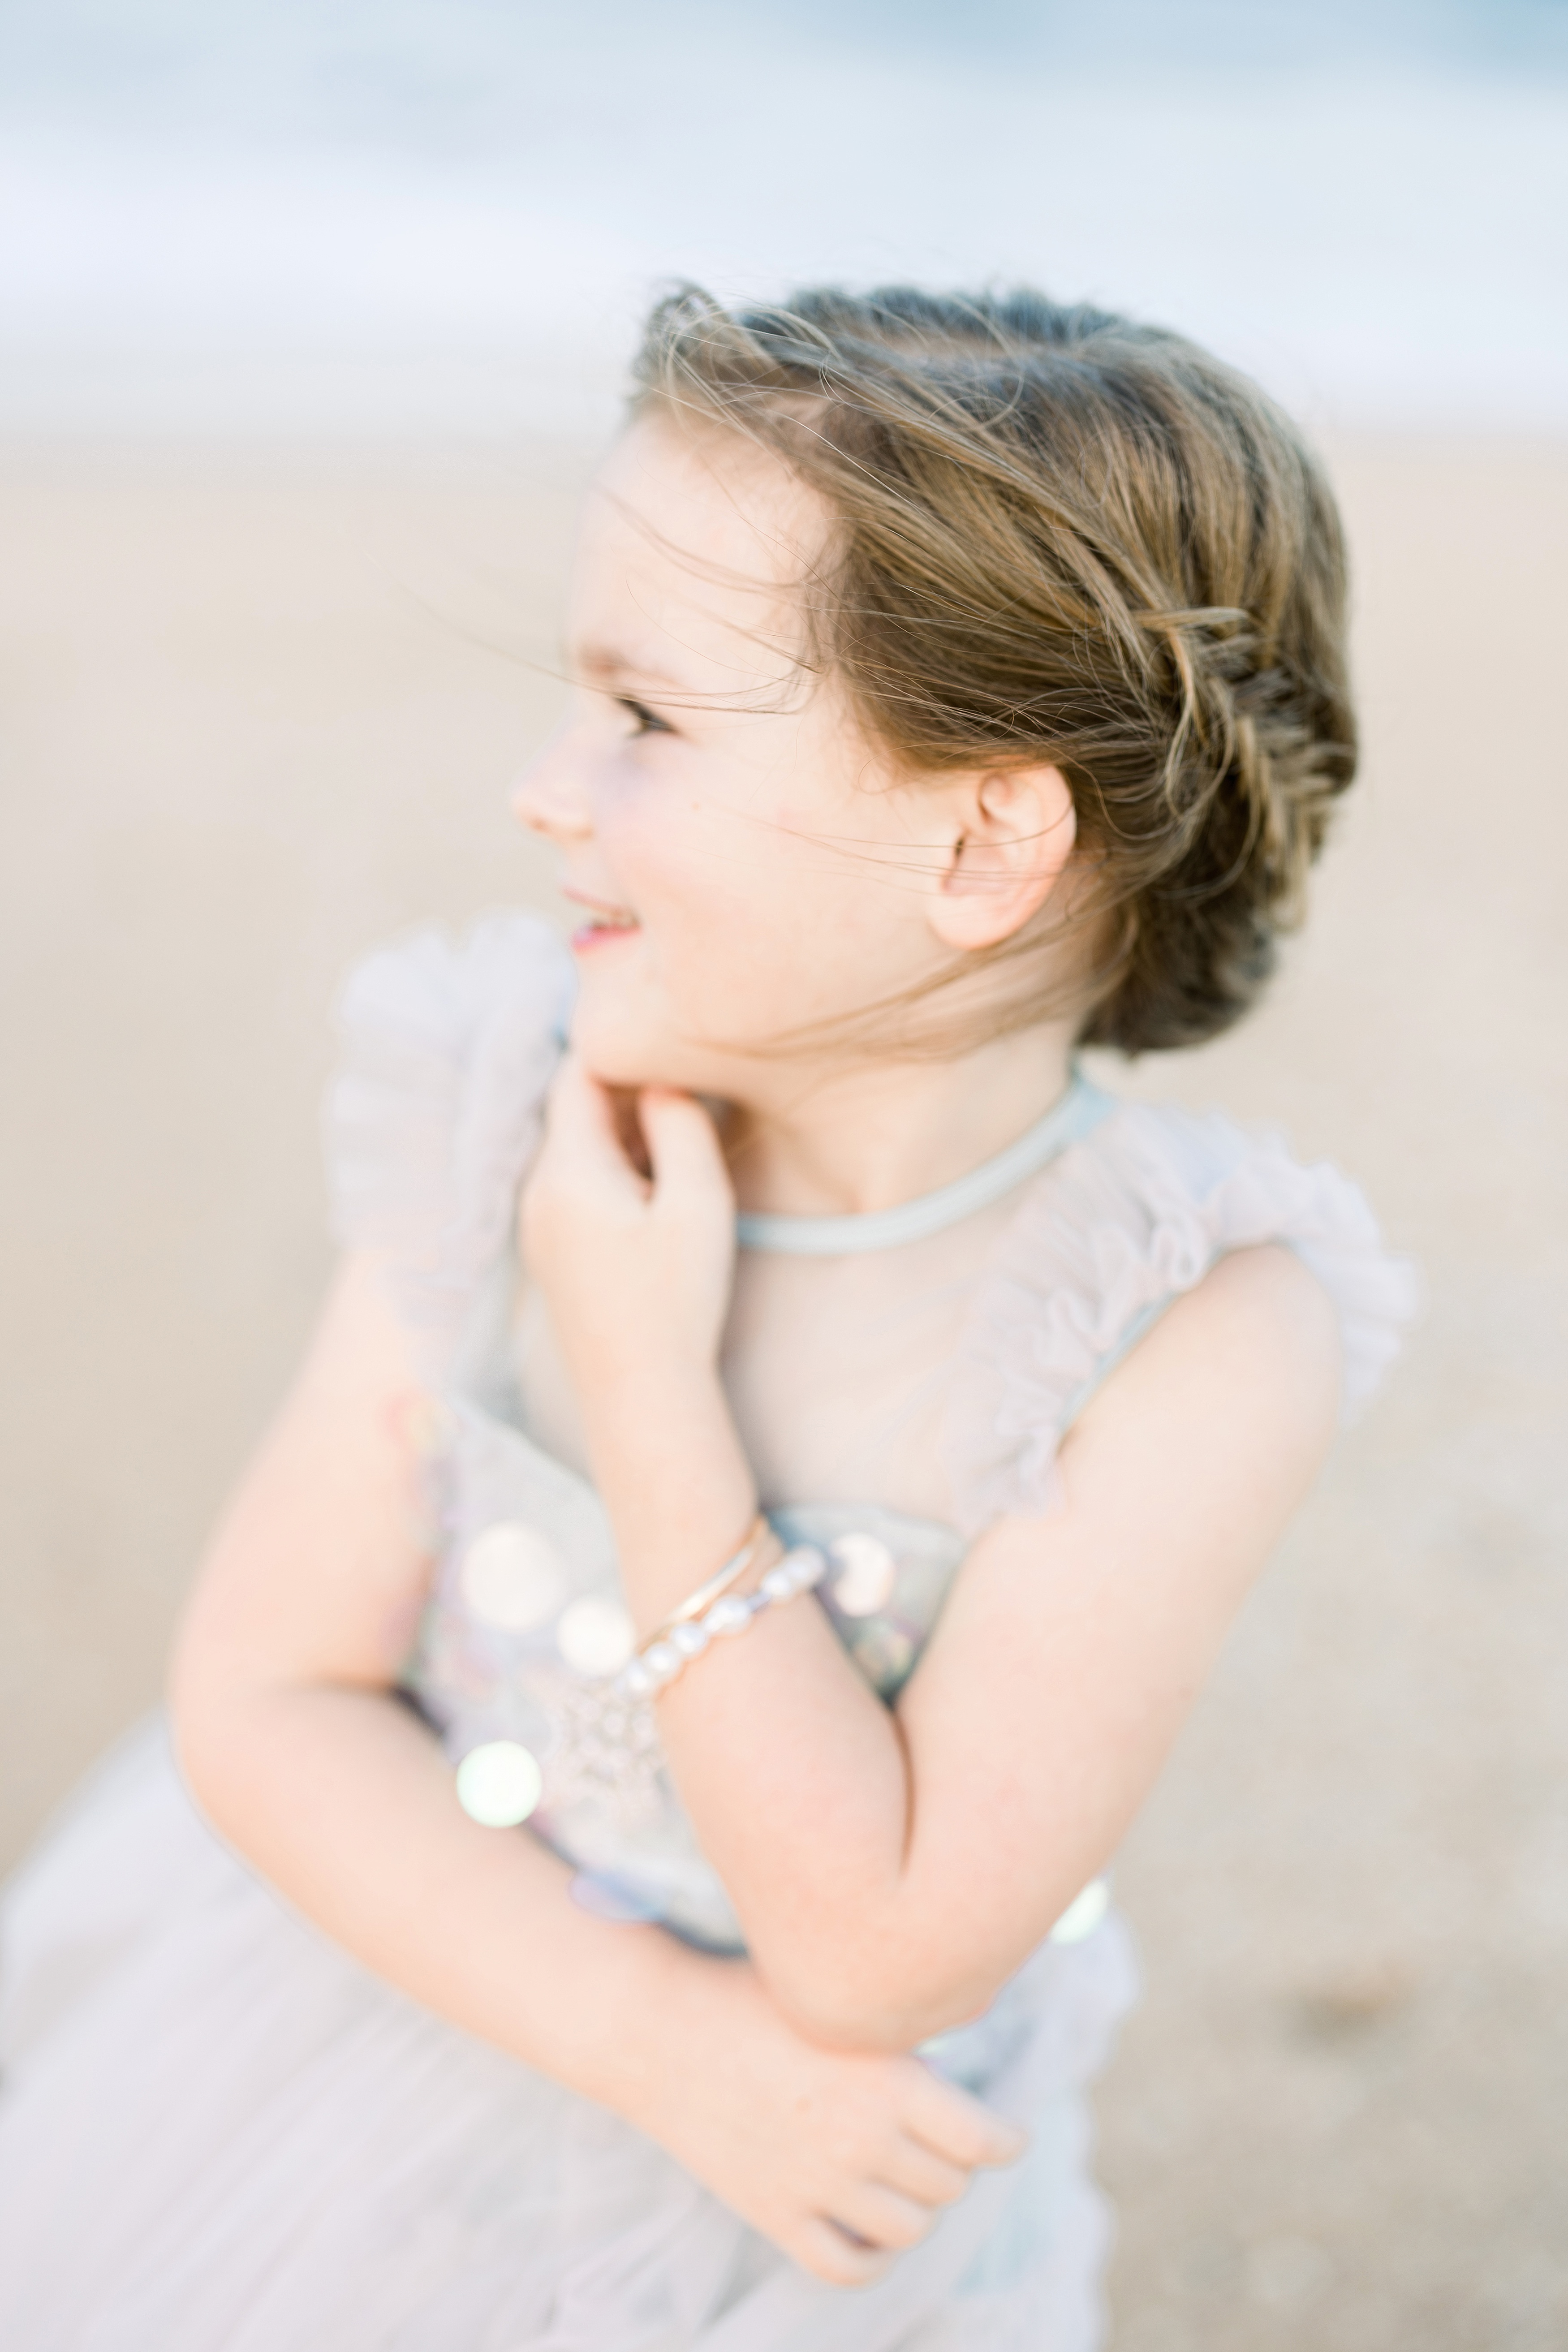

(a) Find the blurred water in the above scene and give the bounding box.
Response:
[1,0,1565,435]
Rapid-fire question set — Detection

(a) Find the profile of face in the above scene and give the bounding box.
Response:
[512,416,1077,1097]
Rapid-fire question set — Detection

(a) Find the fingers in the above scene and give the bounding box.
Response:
[537,1056,650,1195]
[539,1059,733,1234]
[792,2216,897,2289]
[901,2068,1028,2172]
[545,1060,729,1204]
[636,1087,732,1209]
[827,2181,943,2256]
[541,1052,626,1158]
[876,2133,974,2212]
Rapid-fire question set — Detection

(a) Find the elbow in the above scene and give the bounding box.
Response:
[165,1613,263,1836]
[761,1947,999,2055]
[165,1628,227,1824]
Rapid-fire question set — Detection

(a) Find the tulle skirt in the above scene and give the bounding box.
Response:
[0,1721,1137,2351]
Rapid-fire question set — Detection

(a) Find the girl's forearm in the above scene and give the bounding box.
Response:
[583,1373,760,1631]
[586,1377,931,2038]
[172,1674,723,2126]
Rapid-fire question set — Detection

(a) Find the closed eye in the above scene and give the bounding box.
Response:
[617,696,673,736]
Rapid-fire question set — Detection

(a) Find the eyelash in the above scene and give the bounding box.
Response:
[617,697,672,737]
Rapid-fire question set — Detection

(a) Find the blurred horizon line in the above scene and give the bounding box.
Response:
[3,3,1565,440]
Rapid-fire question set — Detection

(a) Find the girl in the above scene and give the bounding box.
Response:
[0,286,1413,2349]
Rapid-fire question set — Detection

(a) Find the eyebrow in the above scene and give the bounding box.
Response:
[573,643,689,692]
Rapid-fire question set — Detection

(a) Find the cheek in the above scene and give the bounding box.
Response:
[580,758,935,1064]
[568,784,793,1068]
[609,780,799,967]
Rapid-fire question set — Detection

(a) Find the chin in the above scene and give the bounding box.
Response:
[566,998,702,1094]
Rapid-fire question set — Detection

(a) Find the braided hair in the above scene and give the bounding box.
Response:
[632,284,1356,1055]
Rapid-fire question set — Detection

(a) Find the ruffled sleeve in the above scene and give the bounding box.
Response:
[324,913,575,1380]
[945,1101,1420,1535]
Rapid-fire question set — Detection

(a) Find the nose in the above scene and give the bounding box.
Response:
[511,729,593,843]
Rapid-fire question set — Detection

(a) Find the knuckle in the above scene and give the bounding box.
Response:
[833,2244,890,2288]
[942,2109,993,2164]
[839,2117,882,2169]
[804,2238,856,2287]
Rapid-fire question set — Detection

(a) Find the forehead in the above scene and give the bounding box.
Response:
[568,415,826,689]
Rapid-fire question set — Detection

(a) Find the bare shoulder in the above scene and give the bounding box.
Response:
[1064,1240,1343,1527]
[289,1247,428,1411]
[1163,1241,1342,1397]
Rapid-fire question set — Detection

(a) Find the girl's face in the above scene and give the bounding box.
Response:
[513,417,979,1096]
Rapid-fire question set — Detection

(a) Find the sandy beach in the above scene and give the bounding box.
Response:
[2,431,1564,2347]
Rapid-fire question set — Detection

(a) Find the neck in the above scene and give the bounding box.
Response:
[719,1023,1078,1219]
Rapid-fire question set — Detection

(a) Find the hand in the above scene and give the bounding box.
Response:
[637,1962,1027,2287]
[520,1056,737,1397]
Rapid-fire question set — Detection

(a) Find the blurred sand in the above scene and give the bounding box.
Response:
[2,433,1564,2348]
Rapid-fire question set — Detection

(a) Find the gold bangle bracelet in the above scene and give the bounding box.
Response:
[617,1531,827,1702]
[645,1513,774,1645]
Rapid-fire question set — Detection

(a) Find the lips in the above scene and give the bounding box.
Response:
[565,889,640,952]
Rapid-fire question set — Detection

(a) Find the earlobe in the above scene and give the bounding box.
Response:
[928,767,1077,952]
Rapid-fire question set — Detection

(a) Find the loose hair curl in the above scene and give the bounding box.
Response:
[631,284,1356,1055]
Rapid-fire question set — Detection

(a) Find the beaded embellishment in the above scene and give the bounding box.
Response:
[538,1667,665,1823]
[532,1543,828,1826]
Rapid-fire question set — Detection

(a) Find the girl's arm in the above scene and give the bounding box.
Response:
[169,1254,1025,2284]
[528,1068,1343,2054]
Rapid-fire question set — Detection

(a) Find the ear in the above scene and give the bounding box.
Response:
[926,767,1077,952]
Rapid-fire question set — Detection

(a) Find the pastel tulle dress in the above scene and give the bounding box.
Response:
[0,915,1415,2352]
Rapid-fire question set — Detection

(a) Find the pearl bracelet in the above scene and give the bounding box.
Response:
[616,1539,828,1700]
[641,1513,774,1648]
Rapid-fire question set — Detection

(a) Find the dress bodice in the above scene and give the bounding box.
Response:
[329,912,1417,1963]
[409,1397,968,1950]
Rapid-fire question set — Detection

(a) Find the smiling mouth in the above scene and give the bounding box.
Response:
[567,896,641,951]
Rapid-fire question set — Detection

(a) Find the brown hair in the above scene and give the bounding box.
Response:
[630,284,1356,1055]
